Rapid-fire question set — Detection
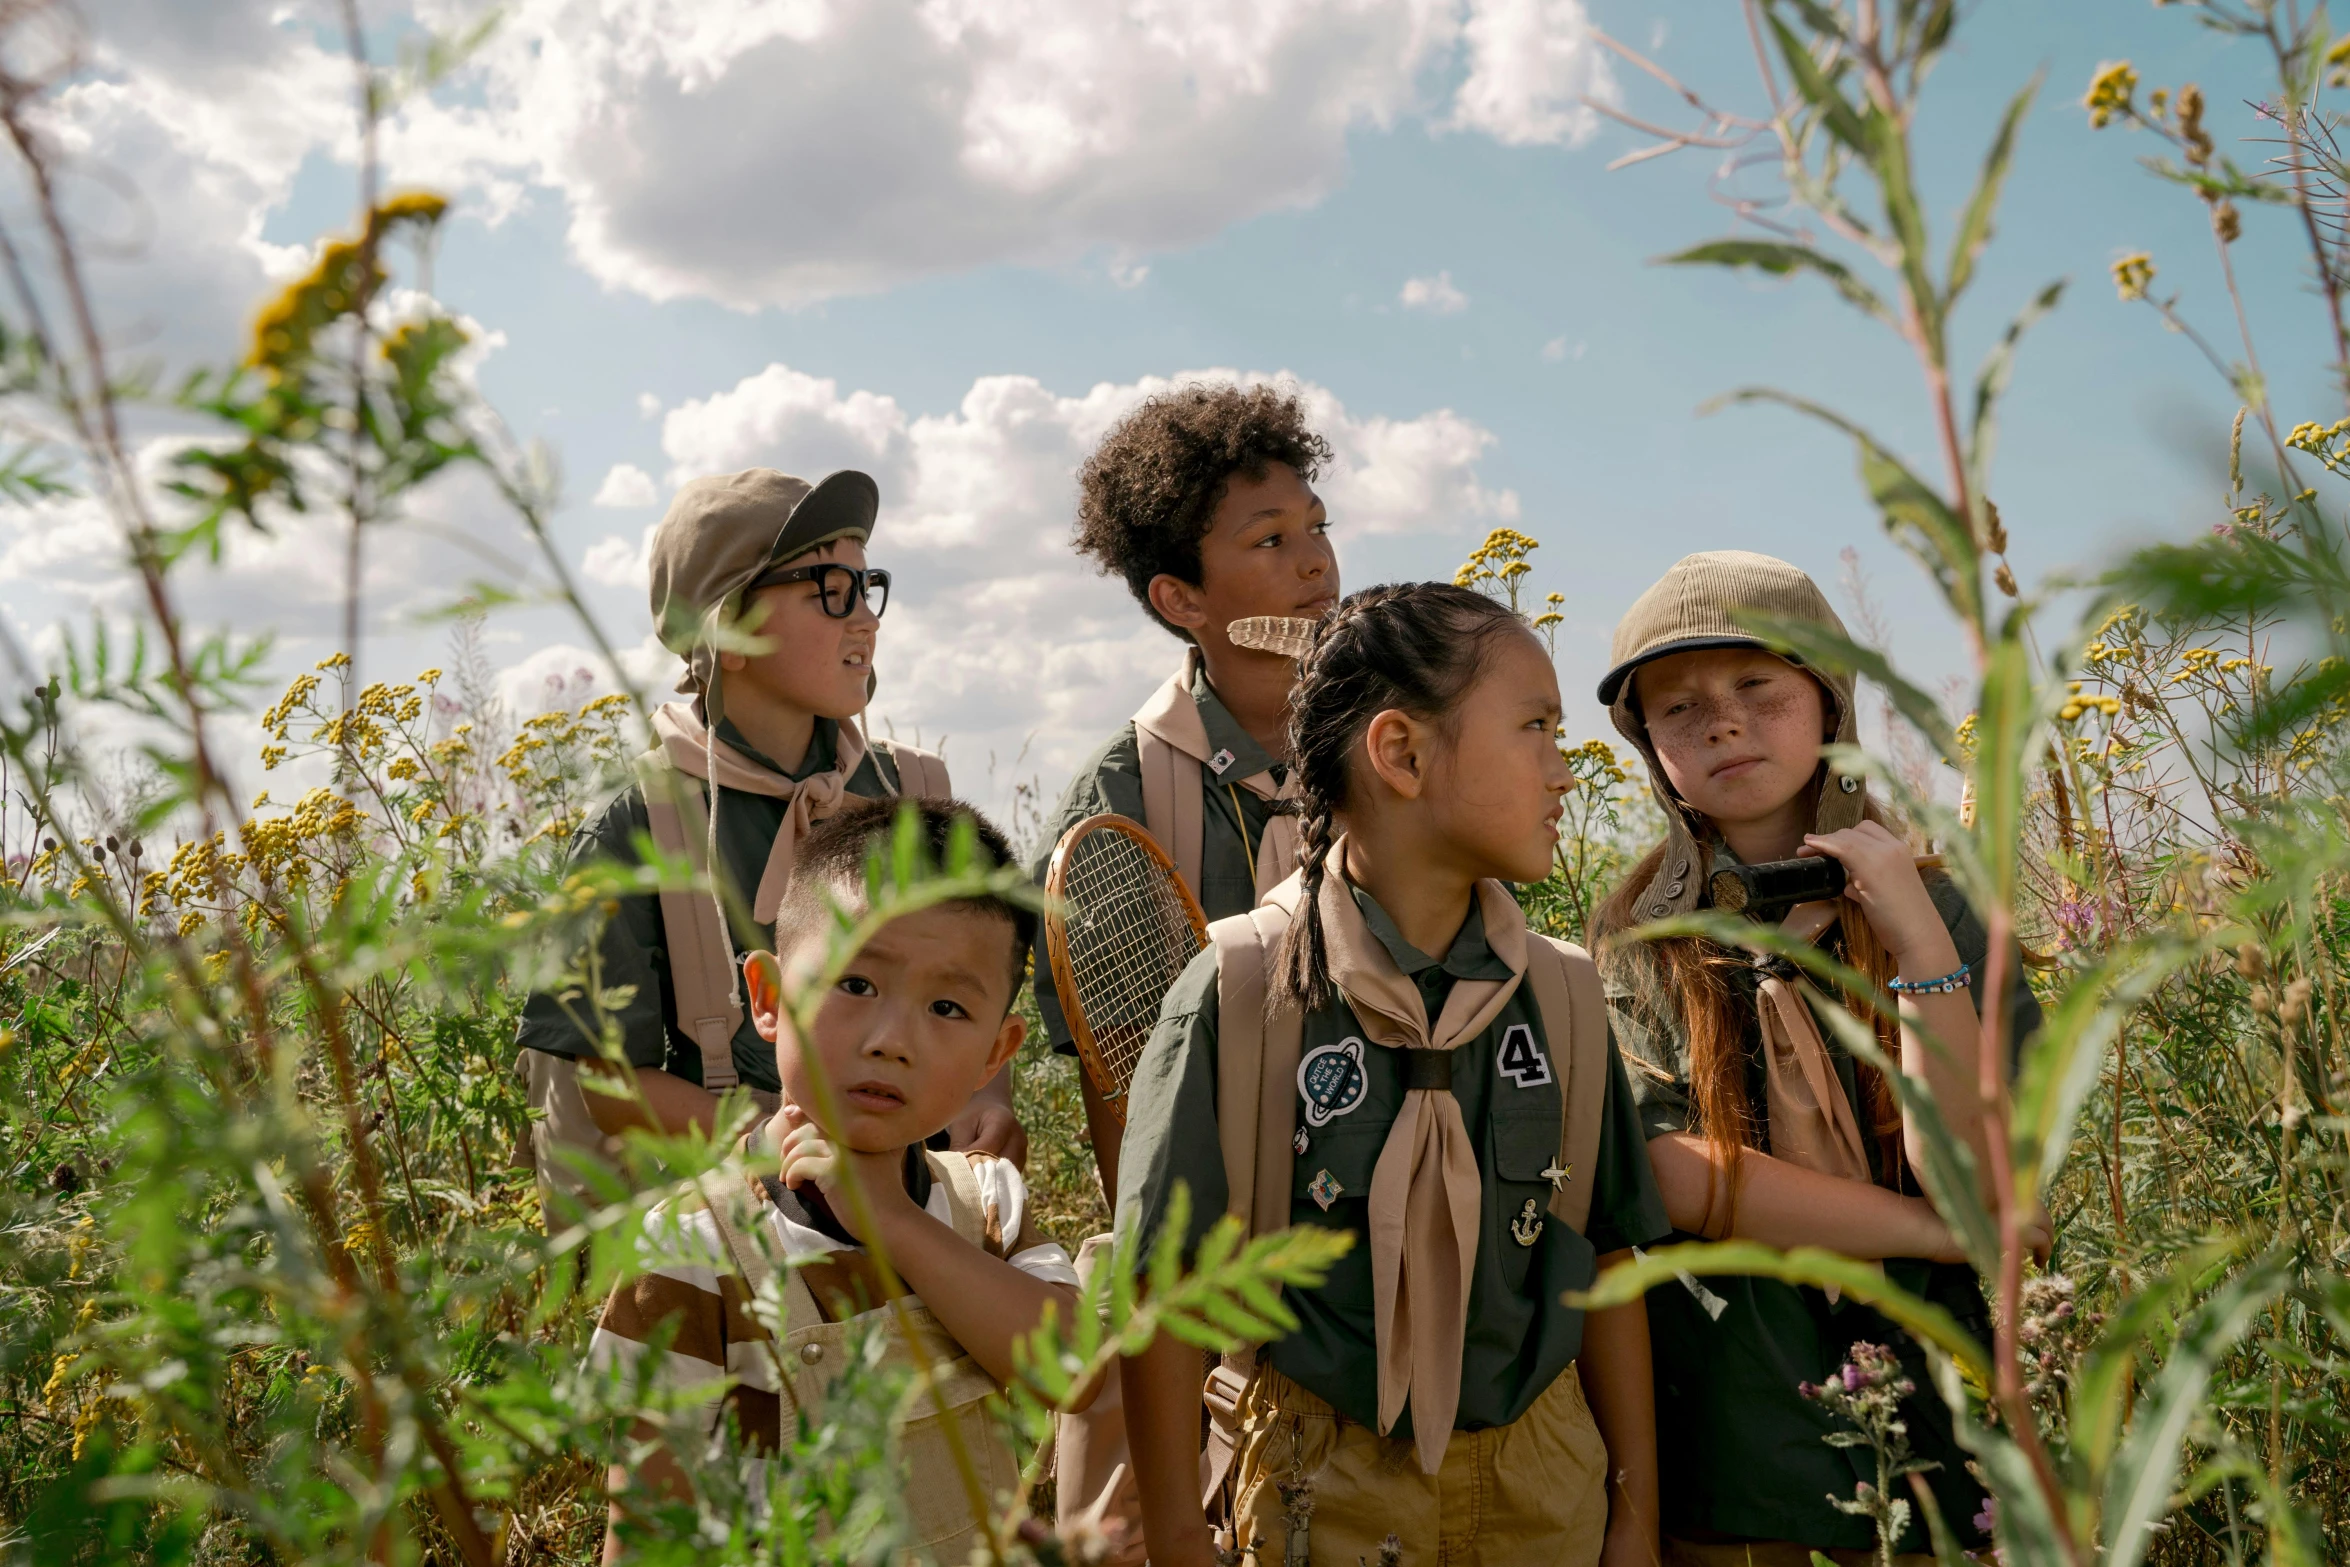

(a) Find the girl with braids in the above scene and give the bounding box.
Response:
[1115,582,1669,1567]
[1590,551,2043,1567]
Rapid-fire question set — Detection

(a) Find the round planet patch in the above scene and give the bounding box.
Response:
[1297,1037,1369,1128]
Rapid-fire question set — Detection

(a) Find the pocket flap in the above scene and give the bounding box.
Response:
[1490,1107,1561,1183]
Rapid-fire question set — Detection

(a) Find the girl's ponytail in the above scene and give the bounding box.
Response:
[1274,581,1528,1011]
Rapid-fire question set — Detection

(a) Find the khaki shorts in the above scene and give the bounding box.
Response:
[1229,1364,1610,1567]
[1664,1540,1938,1567]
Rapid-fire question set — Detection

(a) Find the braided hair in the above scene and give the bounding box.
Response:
[1276,582,1530,1011]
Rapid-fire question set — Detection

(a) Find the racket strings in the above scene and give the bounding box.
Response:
[1059,831,1203,1094]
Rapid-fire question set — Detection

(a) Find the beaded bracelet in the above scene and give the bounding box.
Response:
[1889,961,1972,996]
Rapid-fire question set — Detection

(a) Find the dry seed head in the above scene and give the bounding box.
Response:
[2282,976,2312,1025]
[2249,985,2275,1015]
[2237,943,2266,979]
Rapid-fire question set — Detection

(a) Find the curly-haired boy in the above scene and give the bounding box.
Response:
[1038,380,1338,1187]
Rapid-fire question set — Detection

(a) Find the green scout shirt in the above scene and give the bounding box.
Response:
[1609,859,2039,1554]
[1029,662,1285,1056]
[513,717,899,1093]
[1115,886,1670,1438]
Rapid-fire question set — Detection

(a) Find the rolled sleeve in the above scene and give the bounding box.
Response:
[1112,945,1227,1267]
[1583,1034,1673,1255]
[1607,988,1695,1142]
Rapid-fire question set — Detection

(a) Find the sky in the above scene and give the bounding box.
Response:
[1,0,2332,831]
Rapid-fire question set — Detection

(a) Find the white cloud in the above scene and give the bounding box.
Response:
[582,532,650,588]
[636,392,664,419]
[591,462,659,508]
[393,0,1615,309]
[644,360,1517,810]
[1449,0,1616,148]
[1540,335,1585,363]
[1400,271,1469,315]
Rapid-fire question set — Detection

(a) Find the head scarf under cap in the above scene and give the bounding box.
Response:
[1599,550,1868,923]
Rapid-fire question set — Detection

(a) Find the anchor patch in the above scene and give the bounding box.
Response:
[1510,1198,1544,1247]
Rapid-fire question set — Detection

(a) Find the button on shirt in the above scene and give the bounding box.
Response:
[1116,885,1668,1438]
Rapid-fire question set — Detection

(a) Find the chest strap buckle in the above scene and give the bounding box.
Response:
[1404,1050,1453,1092]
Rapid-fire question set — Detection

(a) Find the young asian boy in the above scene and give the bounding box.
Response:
[590,797,1083,1564]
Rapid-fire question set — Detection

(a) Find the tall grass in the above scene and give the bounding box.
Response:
[0,1,2343,1565]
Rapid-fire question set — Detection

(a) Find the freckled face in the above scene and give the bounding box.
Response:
[1633,647,1832,830]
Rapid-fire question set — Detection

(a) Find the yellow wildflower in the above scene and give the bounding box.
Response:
[2112,252,2155,302]
[2085,61,2137,128]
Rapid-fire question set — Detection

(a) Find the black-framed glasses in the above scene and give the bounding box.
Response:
[746,562,891,619]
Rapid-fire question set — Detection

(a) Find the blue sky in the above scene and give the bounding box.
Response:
[10,0,2332,824]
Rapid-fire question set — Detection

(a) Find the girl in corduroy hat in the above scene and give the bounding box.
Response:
[1590,551,2038,1567]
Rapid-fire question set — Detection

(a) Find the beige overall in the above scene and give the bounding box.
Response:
[703,1151,1023,1563]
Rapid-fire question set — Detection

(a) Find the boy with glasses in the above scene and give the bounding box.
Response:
[515,468,1025,1220]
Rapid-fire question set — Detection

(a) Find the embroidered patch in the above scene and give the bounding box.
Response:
[1297,1037,1369,1127]
[1293,1126,1311,1157]
[1495,1023,1552,1088]
[1510,1197,1544,1247]
[1307,1169,1345,1210]
[1208,747,1237,775]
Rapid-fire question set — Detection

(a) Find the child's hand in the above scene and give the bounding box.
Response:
[1801,821,1958,973]
[775,1103,914,1242]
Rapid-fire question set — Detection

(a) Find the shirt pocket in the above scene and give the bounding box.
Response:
[1488,1104,1562,1292]
[1290,1122,1386,1222]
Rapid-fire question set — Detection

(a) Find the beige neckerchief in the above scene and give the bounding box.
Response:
[1755,900,1872,1185]
[1316,847,1528,1473]
[650,701,870,923]
[1132,654,1301,899]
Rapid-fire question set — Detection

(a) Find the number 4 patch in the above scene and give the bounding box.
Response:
[1496,1023,1552,1088]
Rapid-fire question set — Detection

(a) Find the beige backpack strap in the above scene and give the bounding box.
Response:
[1201,900,1302,1520]
[1135,723,1206,905]
[875,737,954,801]
[638,756,745,1092]
[1207,903,1304,1240]
[1524,935,1609,1233]
[924,1149,991,1248]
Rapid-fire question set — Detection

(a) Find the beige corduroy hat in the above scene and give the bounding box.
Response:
[1598,550,1868,922]
[645,468,879,723]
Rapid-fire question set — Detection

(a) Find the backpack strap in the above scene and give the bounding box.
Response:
[1207,901,1305,1241]
[638,754,746,1092]
[874,737,954,802]
[923,1149,991,1248]
[1135,723,1206,905]
[1523,934,1609,1233]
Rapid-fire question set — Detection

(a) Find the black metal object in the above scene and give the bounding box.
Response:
[1709,855,1848,916]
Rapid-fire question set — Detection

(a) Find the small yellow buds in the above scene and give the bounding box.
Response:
[2085,61,2137,128]
[2112,253,2155,302]
[2213,201,2240,245]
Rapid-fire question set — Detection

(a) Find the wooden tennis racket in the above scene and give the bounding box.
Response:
[1044,813,1209,1127]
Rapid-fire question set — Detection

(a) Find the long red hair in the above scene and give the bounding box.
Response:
[1591,794,1911,1237]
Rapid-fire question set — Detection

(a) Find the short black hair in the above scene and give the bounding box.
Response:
[772,797,1035,1001]
[1073,382,1332,638]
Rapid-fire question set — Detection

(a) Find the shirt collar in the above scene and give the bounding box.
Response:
[715,715,841,783]
[1348,884,1514,983]
[1190,664,1280,782]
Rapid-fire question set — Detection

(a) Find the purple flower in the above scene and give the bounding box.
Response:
[1974,1496,1997,1535]
[1843,1362,1865,1392]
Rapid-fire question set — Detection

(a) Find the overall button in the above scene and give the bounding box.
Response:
[799,1342,825,1365]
